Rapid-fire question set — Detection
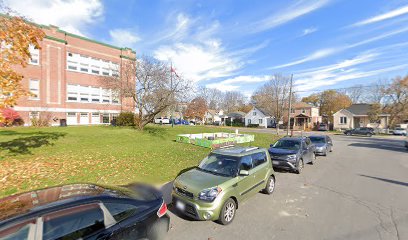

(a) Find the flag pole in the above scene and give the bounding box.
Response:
[170,60,174,128]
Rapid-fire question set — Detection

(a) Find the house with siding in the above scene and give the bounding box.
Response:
[333,104,390,130]
[244,107,274,128]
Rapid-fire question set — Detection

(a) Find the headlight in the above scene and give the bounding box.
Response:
[198,187,222,202]
[286,154,297,162]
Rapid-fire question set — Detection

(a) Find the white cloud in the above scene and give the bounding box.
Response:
[290,51,408,92]
[302,27,318,36]
[206,75,271,91]
[153,13,194,43]
[352,4,408,27]
[154,42,242,82]
[109,29,141,47]
[272,48,340,69]
[152,13,268,83]
[272,26,408,69]
[4,0,103,36]
[250,0,330,33]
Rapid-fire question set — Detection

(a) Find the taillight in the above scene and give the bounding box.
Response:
[157,201,167,218]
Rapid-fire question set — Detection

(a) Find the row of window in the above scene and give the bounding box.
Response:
[27,47,120,78]
[67,52,119,77]
[247,119,263,124]
[66,112,116,124]
[240,152,267,171]
[28,81,120,104]
[67,84,119,104]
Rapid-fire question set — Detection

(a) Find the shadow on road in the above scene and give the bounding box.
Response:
[0,131,67,155]
[359,174,408,187]
[348,141,407,153]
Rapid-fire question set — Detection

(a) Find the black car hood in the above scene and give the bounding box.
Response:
[268,148,298,155]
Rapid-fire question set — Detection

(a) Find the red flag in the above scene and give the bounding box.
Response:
[171,67,180,78]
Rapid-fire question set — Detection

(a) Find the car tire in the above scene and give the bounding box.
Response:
[295,159,304,174]
[263,176,275,195]
[218,198,236,225]
[367,133,372,137]
[346,132,352,136]
[309,153,316,164]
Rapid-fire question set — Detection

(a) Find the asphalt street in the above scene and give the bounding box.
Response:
[164,134,408,240]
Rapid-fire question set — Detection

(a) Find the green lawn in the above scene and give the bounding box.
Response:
[0,125,280,197]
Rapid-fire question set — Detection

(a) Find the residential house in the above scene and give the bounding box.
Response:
[289,102,321,130]
[221,111,246,126]
[244,107,274,128]
[204,109,224,125]
[333,104,390,130]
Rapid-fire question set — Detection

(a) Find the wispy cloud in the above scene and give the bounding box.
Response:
[249,0,330,33]
[4,0,104,36]
[152,12,268,82]
[272,26,408,69]
[351,4,408,27]
[109,29,141,47]
[206,75,271,91]
[271,48,340,69]
[301,27,318,36]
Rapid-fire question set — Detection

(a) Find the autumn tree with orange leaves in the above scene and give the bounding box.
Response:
[0,11,45,120]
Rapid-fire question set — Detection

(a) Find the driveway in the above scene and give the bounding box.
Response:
[164,135,408,240]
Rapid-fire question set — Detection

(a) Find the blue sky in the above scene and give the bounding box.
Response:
[5,0,408,97]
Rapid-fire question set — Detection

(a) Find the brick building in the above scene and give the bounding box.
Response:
[13,24,136,126]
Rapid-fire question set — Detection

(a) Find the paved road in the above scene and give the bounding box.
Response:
[164,135,408,240]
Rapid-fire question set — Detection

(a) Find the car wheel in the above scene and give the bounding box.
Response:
[367,133,372,137]
[218,198,236,225]
[295,159,304,174]
[263,176,275,195]
[309,153,316,164]
[346,132,351,136]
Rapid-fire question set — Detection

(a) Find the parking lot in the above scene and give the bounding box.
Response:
[165,134,408,240]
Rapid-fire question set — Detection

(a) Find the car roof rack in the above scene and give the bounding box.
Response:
[244,147,259,152]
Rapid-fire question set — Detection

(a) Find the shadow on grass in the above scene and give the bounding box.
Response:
[143,126,168,138]
[0,132,67,155]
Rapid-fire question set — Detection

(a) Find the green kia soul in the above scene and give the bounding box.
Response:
[172,146,275,225]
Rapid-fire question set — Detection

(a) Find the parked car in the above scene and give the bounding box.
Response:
[154,117,170,124]
[172,146,275,225]
[318,123,329,131]
[309,135,333,156]
[268,137,316,174]
[0,183,169,240]
[392,127,407,136]
[344,127,375,137]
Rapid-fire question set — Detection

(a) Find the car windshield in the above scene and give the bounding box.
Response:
[272,139,301,150]
[395,128,404,130]
[198,153,239,177]
[309,137,326,144]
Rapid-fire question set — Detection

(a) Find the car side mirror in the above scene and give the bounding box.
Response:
[270,144,274,148]
[239,170,249,176]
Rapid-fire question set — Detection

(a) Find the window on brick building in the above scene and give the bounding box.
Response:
[29,79,40,100]
[28,45,39,65]
[67,52,120,77]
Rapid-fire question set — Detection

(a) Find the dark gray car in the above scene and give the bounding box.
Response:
[268,137,316,174]
[309,135,333,156]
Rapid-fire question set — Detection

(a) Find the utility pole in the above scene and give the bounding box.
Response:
[286,74,293,136]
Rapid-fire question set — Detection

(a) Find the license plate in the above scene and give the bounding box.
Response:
[176,201,185,211]
[272,160,279,165]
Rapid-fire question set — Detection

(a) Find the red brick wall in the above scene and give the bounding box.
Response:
[13,25,135,126]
